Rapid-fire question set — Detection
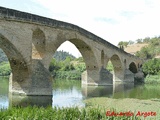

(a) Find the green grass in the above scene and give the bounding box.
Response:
[84,97,160,120]
[0,106,141,120]
[145,74,160,84]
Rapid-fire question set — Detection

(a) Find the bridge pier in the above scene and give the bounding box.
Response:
[82,68,113,85]
[9,60,52,96]
[123,69,135,83]
[82,68,142,85]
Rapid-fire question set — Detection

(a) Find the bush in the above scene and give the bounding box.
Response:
[0,62,11,76]
[56,70,81,80]
[142,58,160,75]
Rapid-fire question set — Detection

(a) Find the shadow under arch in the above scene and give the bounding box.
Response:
[110,54,124,82]
[0,33,30,92]
[32,28,46,59]
[101,50,104,66]
[129,62,138,73]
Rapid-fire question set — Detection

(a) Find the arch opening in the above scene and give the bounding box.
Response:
[49,41,85,80]
[48,38,99,81]
[0,34,29,83]
[129,62,138,73]
[110,54,123,81]
[106,60,114,72]
[0,48,11,76]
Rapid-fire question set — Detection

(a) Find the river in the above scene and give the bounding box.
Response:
[0,77,160,109]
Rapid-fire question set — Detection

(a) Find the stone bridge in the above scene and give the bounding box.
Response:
[0,7,144,96]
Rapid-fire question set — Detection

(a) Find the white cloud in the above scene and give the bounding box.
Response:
[34,0,160,40]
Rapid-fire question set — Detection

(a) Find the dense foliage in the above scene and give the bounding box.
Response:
[142,58,160,75]
[0,62,11,76]
[49,56,86,80]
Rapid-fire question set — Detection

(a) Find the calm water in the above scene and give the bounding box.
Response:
[0,77,160,109]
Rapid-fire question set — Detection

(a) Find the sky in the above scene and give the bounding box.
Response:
[1,0,160,57]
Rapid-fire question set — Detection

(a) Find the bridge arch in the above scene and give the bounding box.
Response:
[110,54,124,81]
[0,34,30,92]
[52,40,98,69]
[129,62,138,73]
[44,31,100,83]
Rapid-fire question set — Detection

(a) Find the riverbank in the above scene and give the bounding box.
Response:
[0,106,143,119]
[84,97,160,119]
[0,100,159,119]
[144,74,160,84]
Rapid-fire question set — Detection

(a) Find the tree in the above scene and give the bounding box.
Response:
[135,47,152,59]
[128,40,134,45]
[143,37,150,43]
[142,58,160,75]
[118,41,128,47]
[136,39,143,43]
[49,58,61,75]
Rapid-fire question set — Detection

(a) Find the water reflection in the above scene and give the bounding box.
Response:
[0,77,160,109]
[82,83,134,98]
[10,83,135,108]
[0,77,9,109]
[82,85,113,98]
[9,94,52,107]
[53,86,84,107]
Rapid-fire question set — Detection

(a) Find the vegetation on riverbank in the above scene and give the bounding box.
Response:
[144,74,160,84]
[84,97,160,119]
[142,58,160,84]
[49,56,86,80]
[0,62,11,76]
[0,106,142,120]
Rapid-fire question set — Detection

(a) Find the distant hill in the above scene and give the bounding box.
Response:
[0,49,76,63]
[53,50,76,61]
[124,43,148,55]
[124,36,160,59]
[118,36,160,59]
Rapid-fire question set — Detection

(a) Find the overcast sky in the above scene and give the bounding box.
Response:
[1,0,160,57]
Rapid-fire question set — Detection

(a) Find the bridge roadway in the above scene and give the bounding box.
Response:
[0,7,144,95]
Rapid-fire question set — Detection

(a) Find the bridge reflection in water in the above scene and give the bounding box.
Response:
[9,94,52,107]
[82,83,134,98]
[9,83,134,107]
